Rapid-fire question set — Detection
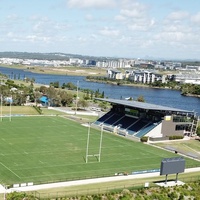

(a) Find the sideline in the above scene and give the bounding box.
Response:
[48,107,99,116]
[0,167,200,194]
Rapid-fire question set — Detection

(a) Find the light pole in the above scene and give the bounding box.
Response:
[75,81,79,115]
[0,78,2,122]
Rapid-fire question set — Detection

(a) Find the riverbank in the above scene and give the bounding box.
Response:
[1,64,200,99]
[86,78,179,90]
[0,64,107,77]
[86,78,200,99]
[181,93,200,98]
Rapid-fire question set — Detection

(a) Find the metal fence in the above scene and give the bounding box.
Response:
[34,176,200,199]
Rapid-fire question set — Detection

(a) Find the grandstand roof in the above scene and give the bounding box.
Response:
[96,98,194,114]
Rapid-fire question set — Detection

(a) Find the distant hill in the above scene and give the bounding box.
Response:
[0,51,115,61]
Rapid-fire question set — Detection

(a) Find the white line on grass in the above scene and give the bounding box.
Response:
[0,162,21,179]
[183,144,200,154]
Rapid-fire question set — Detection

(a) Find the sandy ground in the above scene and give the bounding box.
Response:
[0,167,199,194]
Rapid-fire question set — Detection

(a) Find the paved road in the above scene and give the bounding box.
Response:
[0,167,200,194]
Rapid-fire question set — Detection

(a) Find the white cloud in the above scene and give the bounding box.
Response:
[167,11,189,21]
[67,0,116,9]
[127,18,155,31]
[115,0,155,32]
[191,12,200,24]
[6,14,20,20]
[85,14,94,21]
[99,27,119,37]
[155,31,185,43]
[26,35,51,43]
[6,32,14,38]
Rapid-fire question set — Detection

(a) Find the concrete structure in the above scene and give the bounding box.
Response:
[173,73,200,85]
[93,98,198,141]
[107,69,123,80]
[127,70,166,84]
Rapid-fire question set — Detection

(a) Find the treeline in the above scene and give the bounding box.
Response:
[86,76,200,96]
[180,84,200,96]
[0,76,105,108]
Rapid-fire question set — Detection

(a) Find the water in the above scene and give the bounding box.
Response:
[0,66,199,115]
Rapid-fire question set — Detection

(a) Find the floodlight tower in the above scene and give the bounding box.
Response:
[1,94,2,122]
[75,81,79,115]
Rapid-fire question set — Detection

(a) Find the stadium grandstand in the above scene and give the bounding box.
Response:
[93,98,199,141]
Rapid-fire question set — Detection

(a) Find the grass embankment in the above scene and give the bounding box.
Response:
[153,140,200,159]
[27,171,200,199]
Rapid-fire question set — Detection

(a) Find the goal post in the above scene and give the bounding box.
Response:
[85,123,103,163]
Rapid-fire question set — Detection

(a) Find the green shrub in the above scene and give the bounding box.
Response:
[169,135,184,140]
[140,136,148,142]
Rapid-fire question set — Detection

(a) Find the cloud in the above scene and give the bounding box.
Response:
[167,11,189,21]
[85,14,94,21]
[191,12,200,24]
[30,16,70,36]
[67,0,116,9]
[99,27,119,37]
[115,0,155,31]
[6,14,20,20]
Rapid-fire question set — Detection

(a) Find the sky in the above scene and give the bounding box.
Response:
[0,0,200,60]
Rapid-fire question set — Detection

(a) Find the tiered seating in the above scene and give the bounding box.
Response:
[104,113,122,125]
[113,116,138,129]
[134,123,156,138]
[94,111,114,125]
[94,110,161,139]
[128,119,148,132]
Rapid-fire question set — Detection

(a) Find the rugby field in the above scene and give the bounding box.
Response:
[0,116,199,186]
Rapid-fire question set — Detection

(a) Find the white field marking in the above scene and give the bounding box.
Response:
[24,151,29,155]
[39,160,44,164]
[0,162,21,179]
[183,144,200,154]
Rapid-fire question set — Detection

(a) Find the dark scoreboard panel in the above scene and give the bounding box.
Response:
[160,157,185,175]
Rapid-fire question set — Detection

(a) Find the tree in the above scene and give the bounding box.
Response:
[59,90,73,106]
[50,81,59,88]
[37,85,48,94]
[84,90,90,100]
[65,82,76,90]
[137,95,145,102]
[78,99,88,109]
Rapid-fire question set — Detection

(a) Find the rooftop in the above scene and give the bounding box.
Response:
[96,98,194,114]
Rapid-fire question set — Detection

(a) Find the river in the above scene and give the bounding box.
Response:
[0,66,200,115]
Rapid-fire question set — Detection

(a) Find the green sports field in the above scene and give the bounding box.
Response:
[0,116,199,186]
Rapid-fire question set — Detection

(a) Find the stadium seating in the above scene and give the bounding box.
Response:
[134,123,156,138]
[93,111,161,139]
[113,115,138,129]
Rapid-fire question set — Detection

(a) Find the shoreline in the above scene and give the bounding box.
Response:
[1,65,200,99]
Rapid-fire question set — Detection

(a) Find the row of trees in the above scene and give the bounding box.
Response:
[0,77,105,108]
[180,84,200,96]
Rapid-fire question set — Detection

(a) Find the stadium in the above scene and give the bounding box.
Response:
[0,101,199,195]
[93,98,199,141]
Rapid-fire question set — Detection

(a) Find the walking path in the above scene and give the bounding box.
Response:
[0,167,200,194]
